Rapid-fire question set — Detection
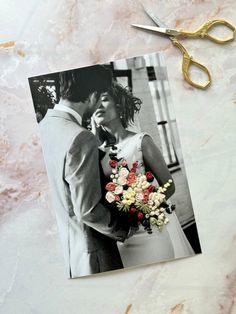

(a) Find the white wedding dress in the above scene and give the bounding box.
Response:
[100,132,194,268]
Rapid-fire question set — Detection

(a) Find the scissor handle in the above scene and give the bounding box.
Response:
[180,19,236,44]
[172,38,211,89]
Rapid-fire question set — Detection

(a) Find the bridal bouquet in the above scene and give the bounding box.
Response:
[105,158,175,234]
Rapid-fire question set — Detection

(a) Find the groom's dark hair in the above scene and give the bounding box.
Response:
[59,65,112,103]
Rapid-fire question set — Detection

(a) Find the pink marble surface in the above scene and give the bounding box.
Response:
[0,1,236,313]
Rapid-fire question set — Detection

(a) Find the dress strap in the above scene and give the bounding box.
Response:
[137,132,149,152]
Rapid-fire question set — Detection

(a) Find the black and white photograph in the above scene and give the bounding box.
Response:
[28,52,202,279]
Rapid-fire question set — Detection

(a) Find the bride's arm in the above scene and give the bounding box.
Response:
[142,135,175,200]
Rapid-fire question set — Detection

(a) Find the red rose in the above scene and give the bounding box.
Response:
[105,182,116,191]
[146,171,154,182]
[148,185,155,193]
[128,172,136,180]
[121,160,128,167]
[130,207,137,213]
[130,168,136,173]
[137,212,144,220]
[115,195,120,201]
[109,159,117,168]
[132,161,139,168]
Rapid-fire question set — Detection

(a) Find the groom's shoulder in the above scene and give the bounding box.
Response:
[69,128,96,150]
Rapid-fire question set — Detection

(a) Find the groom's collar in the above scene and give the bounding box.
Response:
[53,104,82,125]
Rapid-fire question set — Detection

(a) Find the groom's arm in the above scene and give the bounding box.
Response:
[64,130,128,241]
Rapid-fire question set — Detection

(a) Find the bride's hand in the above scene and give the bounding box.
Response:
[90,115,99,136]
[127,226,139,239]
[90,115,105,146]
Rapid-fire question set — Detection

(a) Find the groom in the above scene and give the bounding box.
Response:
[38,65,127,278]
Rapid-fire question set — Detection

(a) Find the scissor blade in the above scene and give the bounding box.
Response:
[132,24,180,36]
[143,6,168,28]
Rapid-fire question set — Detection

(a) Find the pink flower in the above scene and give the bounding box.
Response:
[130,207,137,213]
[127,172,136,186]
[121,160,128,167]
[137,212,144,220]
[105,182,116,192]
[115,195,120,201]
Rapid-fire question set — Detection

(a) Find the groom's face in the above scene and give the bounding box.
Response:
[84,91,100,119]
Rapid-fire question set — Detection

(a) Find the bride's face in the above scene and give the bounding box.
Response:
[93,92,119,126]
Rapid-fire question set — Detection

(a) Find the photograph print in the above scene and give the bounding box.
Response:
[28,52,201,279]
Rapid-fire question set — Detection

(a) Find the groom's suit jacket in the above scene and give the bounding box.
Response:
[39,109,125,278]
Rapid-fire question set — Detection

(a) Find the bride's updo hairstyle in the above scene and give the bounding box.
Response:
[107,82,142,128]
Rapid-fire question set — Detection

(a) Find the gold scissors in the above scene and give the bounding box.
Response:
[132,7,236,89]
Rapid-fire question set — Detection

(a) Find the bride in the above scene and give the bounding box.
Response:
[91,82,194,268]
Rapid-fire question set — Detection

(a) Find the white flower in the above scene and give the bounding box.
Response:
[117,176,127,186]
[164,218,169,224]
[155,200,160,208]
[114,185,123,195]
[105,192,115,203]
[158,187,164,193]
[112,179,117,183]
[158,213,165,220]
[158,193,165,202]
[140,174,147,181]
[157,219,164,226]
[150,217,157,225]
[112,169,117,174]
[136,193,144,201]
[141,182,150,189]
[118,168,129,178]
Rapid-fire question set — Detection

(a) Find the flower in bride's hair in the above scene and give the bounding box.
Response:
[118,167,129,178]
[105,191,116,203]
[114,185,123,195]
[105,182,116,192]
